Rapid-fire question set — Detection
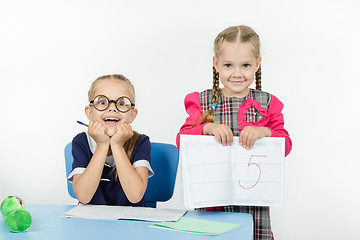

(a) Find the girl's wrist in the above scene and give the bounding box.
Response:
[202,122,213,135]
[110,141,125,150]
[110,144,127,162]
[96,142,110,152]
[262,127,272,137]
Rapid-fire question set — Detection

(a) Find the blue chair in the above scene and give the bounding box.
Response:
[64,142,76,199]
[64,142,179,207]
[144,142,179,207]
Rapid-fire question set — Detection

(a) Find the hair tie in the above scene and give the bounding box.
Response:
[212,103,217,110]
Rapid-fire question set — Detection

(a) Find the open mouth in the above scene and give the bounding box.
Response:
[104,117,119,126]
[104,117,119,122]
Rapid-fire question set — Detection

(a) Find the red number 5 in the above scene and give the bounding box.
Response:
[238,155,267,189]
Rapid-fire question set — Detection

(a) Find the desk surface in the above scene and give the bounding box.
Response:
[0,205,253,240]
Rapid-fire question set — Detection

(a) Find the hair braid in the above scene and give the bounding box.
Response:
[255,65,262,91]
[212,66,220,105]
[201,66,220,123]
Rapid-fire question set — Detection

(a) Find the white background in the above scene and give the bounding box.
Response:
[1,0,359,239]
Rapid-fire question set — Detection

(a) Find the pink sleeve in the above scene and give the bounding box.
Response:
[266,95,292,157]
[176,92,208,149]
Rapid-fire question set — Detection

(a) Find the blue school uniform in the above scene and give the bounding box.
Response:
[67,132,153,206]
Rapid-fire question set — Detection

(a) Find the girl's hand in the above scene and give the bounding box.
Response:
[203,123,233,146]
[239,126,271,150]
[110,122,134,147]
[88,121,110,146]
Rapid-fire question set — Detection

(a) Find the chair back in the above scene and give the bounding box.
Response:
[64,142,179,207]
[145,142,179,207]
[64,142,76,199]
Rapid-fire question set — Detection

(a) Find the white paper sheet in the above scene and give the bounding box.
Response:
[180,135,284,208]
[61,204,187,222]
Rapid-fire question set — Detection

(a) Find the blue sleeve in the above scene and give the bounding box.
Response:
[127,134,154,178]
[72,132,92,170]
[130,134,151,164]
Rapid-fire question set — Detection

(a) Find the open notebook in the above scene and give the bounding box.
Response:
[180,135,284,209]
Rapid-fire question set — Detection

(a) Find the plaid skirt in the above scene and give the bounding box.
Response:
[197,206,274,240]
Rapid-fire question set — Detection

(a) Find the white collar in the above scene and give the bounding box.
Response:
[85,131,115,168]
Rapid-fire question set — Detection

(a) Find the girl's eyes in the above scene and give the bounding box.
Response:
[223,64,251,68]
[118,100,126,106]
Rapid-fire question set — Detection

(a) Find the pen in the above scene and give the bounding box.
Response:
[77,121,88,127]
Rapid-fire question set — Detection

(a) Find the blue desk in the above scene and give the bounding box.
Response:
[0,205,253,240]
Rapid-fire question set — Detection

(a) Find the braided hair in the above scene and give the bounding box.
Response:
[202,66,220,123]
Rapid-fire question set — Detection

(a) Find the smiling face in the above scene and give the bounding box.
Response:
[214,40,261,98]
[85,79,137,131]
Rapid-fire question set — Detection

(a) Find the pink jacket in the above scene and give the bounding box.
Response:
[176,92,292,157]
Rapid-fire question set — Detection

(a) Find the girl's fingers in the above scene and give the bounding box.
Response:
[249,134,257,149]
[88,121,109,143]
[220,131,228,146]
[247,134,254,150]
[113,122,133,144]
[219,128,233,146]
[214,129,226,145]
[240,129,258,149]
[239,131,247,146]
[240,131,253,149]
[214,131,222,145]
[117,122,132,135]
[205,123,233,146]
[225,129,233,145]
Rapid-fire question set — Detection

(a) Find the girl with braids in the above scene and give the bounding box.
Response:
[176,25,292,239]
[68,74,153,206]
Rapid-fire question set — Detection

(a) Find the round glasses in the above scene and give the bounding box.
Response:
[90,95,135,112]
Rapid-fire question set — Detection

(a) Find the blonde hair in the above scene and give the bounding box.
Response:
[88,74,140,174]
[203,25,262,123]
[88,74,136,102]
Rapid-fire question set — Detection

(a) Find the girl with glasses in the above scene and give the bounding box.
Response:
[67,74,153,206]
